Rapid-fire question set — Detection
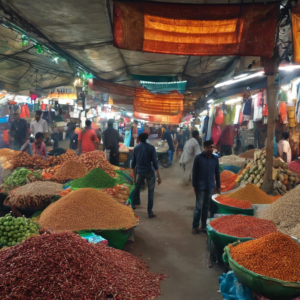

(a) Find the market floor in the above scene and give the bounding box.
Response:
[124,161,223,300]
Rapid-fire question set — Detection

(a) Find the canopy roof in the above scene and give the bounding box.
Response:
[0,0,283,112]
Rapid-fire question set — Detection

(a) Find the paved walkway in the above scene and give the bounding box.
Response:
[124,161,223,300]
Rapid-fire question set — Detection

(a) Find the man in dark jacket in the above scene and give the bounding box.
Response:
[192,140,220,234]
[162,126,175,166]
[102,119,120,166]
[10,111,28,150]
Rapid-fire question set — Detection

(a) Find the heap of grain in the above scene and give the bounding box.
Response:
[238,149,257,159]
[38,188,138,231]
[51,160,88,183]
[255,184,300,240]
[224,184,278,204]
[219,155,247,168]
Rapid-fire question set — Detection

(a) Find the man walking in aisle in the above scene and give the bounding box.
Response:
[192,140,220,234]
[131,132,161,218]
[179,130,201,185]
[10,110,28,150]
[162,126,175,166]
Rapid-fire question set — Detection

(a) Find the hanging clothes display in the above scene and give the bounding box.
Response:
[253,93,263,121]
[279,102,288,124]
[234,105,241,124]
[19,105,30,118]
[214,107,224,126]
[202,115,209,140]
[211,123,221,145]
[206,103,215,140]
[242,94,252,116]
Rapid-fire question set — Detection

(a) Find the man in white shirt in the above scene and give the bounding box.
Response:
[277,132,291,164]
[30,110,48,137]
[179,130,201,185]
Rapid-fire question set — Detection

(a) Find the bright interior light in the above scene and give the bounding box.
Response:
[215,71,265,88]
[126,112,133,116]
[234,73,249,79]
[279,65,300,71]
[281,83,291,91]
[200,110,208,116]
[225,97,243,105]
[207,99,214,103]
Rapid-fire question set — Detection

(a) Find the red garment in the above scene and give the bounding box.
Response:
[3,130,9,144]
[217,125,236,148]
[78,128,97,153]
[32,142,47,158]
[211,124,221,145]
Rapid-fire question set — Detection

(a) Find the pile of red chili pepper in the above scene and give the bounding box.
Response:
[220,170,238,192]
[0,232,165,299]
[230,232,300,282]
[210,215,277,238]
[215,196,252,209]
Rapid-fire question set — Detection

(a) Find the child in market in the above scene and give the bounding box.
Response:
[21,132,47,158]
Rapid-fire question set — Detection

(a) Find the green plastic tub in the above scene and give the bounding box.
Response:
[223,242,300,300]
[211,194,254,216]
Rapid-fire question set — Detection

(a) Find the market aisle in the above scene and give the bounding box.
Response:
[124,161,223,300]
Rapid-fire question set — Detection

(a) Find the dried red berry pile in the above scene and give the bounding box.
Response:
[210,215,277,238]
[0,232,165,299]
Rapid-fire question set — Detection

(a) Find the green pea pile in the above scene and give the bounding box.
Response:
[0,214,40,247]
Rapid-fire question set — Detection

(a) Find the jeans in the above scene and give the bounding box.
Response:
[110,152,119,166]
[132,171,156,215]
[192,189,214,229]
[167,149,173,166]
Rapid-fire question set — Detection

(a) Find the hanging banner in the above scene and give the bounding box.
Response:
[89,79,135,97]
[292,7,300,63]
[114,2,279,57]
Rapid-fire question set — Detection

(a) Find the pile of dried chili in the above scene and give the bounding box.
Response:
[215,196,252,209]
[0,232,165,299]
[210,215,277,238]
[230,232,300,282]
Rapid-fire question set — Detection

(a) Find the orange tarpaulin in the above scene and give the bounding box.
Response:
[113,2,279,57]
[134,112,181,124]
[292,7,300,63]
[134,87,183,116]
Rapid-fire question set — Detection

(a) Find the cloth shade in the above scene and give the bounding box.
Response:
[134,87,183,116]
[140,81,187,94]
[131,74,177,82]
[89,79,135,97]
[292,7,300,63]
[114,2,279,57]
[134,112,181,124]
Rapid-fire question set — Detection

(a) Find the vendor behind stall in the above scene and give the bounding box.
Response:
[30,110,48,138]
[21,132,47,158]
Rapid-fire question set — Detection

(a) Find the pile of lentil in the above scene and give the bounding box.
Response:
[255,184,300,240]
[215,196,252,209]
[230,232,300,282]
[4,181,63,209]
[220,170,238,192]
[0,232,165,299]
[51,160,88,183]
[210,215,277,238]
[70,168,116,190]
[225,184,278,204]
[38,188,138,231]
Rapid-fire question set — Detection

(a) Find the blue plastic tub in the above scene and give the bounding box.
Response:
[221,165,242,174]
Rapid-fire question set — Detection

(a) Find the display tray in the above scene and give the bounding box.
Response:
[223,242,300,300]
[211,194,254,216]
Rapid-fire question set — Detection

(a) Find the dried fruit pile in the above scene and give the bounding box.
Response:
[38,188,138,231]
[4,181,63,209]
[11,152,57,170]
[230,232,300,282]
[79,150,117,177]
[210,215,277,238]
[55,152,79,165]
[102,185,130,203]
[224,184,278,204]
[215,196,252,209]
[71,168,116,190]
[0,232,165,299]
[51,160,88,183]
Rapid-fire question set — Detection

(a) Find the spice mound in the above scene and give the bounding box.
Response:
[51,160,88,183]
[0,232,165,299]
[225,184,277,204]
[215,196,252,209]
[230,232,300,282]
[38,188,138,231]
[210,215,277,238]
[220,171,238,192]
[4,181,63,209]
[255,184,300,240]
[70,168,116,190]
[238,149,257,159]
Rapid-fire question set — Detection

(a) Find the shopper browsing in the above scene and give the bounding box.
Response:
[77,119,98,153]
[162,126,175,166]
[192,140,220,234]
[277,132,292,164]
[10,110,28,150]
[131,132,161,218]
[21,132,47,158]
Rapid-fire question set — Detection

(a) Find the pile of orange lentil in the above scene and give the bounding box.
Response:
[220,170,238,192]
[210,215,277,238]
[230,232,300,282]
[215,196,252,209]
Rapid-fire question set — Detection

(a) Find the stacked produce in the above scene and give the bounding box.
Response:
[219,154,248,168]
[224,184,279,204]
[42,165,61,179]
[102,185,130,203]
[70,168,116,190]
[51,160,88,183]
[0,213,40,247]
[255,185,300,240]
[220,170,238,192]
[288,160,300,174]
[11,152,57,170]
[55,151,79,165]
[1,167,41,193]
[0,232,165,299]
[238,149,257,159]
[4,181,63,209]
[79,150,117,177]
[230,232,300,282]
[215,196,252,209]
[237,150,300,192]
[0,149,21,169]
[210,215,277,238]
[38,188,138,231]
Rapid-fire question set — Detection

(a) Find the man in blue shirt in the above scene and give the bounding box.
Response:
[132,132,161,218]
[192,140,221,234]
